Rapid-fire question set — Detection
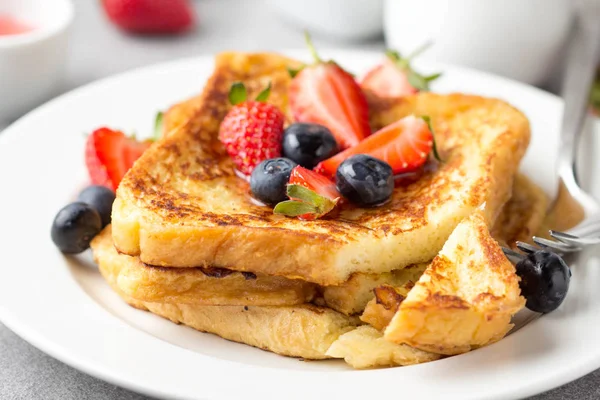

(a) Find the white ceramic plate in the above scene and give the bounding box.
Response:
[0,51,599,400]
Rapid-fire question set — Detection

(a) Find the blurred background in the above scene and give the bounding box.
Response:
[0,0,598,128]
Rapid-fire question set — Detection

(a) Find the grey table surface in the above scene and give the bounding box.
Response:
[1,1,599,399]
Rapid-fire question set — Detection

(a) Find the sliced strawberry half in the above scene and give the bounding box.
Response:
[360,47,441,98]
[289,33,370,149]
[360,58,417,98]
[316,115,439,177]
[85,127,152,191]
[273,166,341,220]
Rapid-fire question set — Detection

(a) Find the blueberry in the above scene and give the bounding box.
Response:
[336,154,394,207]
[516,250,570,313]
[77,185,116,227]
[51,202,103,254]
[282,123,338,169]
[250,158,297,205]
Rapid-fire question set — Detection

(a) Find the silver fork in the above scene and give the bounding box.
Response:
[516,1,600,254]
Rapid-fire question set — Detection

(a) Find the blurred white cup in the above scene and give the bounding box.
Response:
[0,0,73,123]
[384,0,573,85]
[268,0,383,41]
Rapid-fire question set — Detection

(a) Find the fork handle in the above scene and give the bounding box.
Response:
[557,15,600,191]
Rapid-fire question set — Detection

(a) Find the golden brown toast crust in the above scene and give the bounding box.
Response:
[112,52,530,285]
[92,230,359,360]
[92,226,316,306]
[383,211,526,355]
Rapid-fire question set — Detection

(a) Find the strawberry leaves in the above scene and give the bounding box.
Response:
[255,82,272,102]
[229,82,247,105]
[153,111,164,140]
[385,43,442,92]
[274,184,338,220]
[422,116,442,162]
[229,82,272,105]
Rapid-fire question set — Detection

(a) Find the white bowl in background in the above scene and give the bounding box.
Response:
[0,0,73,123]
[268,0,383,41]
[384,0,572,85]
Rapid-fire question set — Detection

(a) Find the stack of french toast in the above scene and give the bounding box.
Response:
[91,52,549,368]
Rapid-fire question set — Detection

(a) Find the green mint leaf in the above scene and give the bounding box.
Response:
[288,66,304,78]
[255,82,272,102]
[273,201,318,217]
[153,111,164,141]
[228,82,247,105]
[422,116,443,162]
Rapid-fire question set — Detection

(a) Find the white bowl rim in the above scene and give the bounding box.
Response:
[0,0,74,48]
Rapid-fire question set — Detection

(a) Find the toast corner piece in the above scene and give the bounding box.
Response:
[383,211,526,355]
[326,326,441,369]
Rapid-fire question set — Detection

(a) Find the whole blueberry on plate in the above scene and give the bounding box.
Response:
[250,158,297,205]
[516,250,570,313]
[77,185,116,227]
[282,123,338,169]
[336,154,394,207]
[51,202,103,254]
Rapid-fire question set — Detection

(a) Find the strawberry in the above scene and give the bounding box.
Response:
[101,0,195,34]
[289,166,341,200]
[316,115,440,177]
[360,45,441,98]
[289,33,370,150]
[219,82,285,176]
[273,166,341,220]
[85,127,152,191]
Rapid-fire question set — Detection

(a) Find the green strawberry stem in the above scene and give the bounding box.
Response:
[229,82,248,105]
[304,31,322,64]
[153,111,164,140]
[386,43,441,91]
[229,81,272,104]
[287,66,304,78]
[422,116,443,162]
[406,41,433,62]
[255,82,272,102]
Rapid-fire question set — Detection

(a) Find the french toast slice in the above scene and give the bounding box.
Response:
[112,52,530,286]
[92,230,445,365]
[92,235,359,359]
[318,173,547,315]
[91,227,316,306]
[326,325,440,369]
[491,173,548,247]
[322,264,427,315]
[383,211,526,355]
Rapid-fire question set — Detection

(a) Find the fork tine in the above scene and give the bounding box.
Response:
[502,247,524,264]
[516,241,538,254]
[550,230,600,246]
[532,236,581,253]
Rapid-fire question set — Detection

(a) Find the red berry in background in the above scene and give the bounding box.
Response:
[101,0,195,34]
[360,46,441,98]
